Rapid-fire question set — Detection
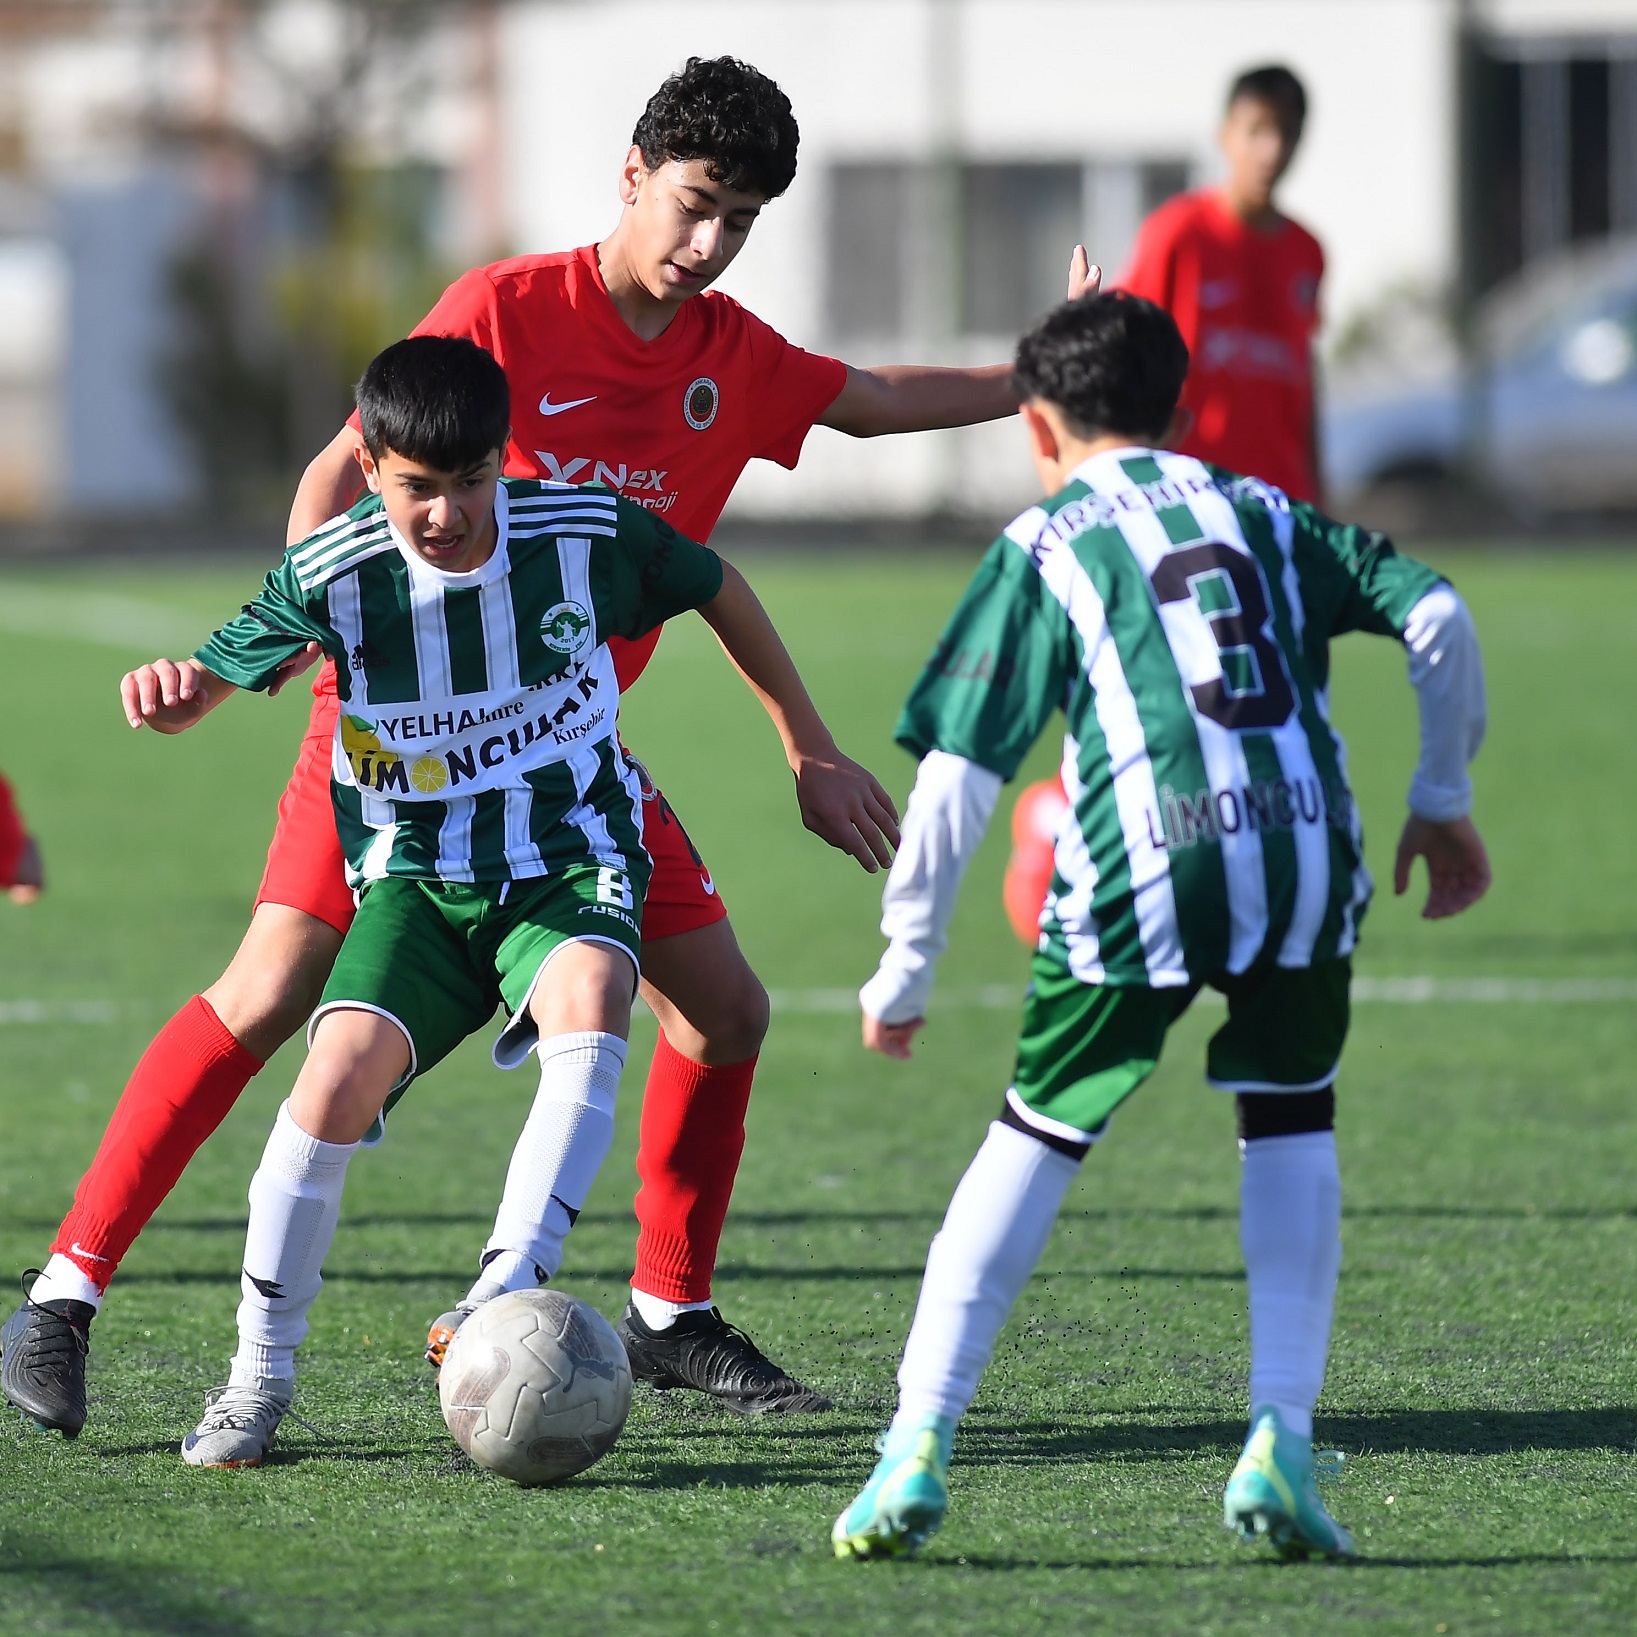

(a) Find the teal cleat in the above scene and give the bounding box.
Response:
[832,1415,954,1560]
[1223,1407,1355,1560]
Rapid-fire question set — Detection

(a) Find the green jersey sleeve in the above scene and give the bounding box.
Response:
[1287,500,1445,640]
[592,497,724,641]
[192,555,342,691]
[895,536,1071,780]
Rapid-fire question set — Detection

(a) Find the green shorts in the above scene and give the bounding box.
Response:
[309,861,645,1111]
[1008,953,1351,1145]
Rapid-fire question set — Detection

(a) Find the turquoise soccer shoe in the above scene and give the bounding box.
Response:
[1223,1407,1355,1560]
[832,1415,954,1560]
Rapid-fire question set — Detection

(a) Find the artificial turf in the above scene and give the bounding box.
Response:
[0,547,1633,1636]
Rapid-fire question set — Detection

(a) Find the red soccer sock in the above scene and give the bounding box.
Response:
[630,1035,755,1305]
[50,995,263,1291]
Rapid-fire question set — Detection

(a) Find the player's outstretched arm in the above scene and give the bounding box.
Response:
[820,251,1102,437]
[1393,814,1491,920]
[859,751,1004,1060]
[696,563,900,872]
[120,658,237,734]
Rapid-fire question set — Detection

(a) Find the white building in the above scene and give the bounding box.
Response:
[2,0,1635,520]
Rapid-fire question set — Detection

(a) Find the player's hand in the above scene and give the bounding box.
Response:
[1067,245,1104,301]
[267,640,322,697]
[1393,813,1491,920]
[863,1012,924,1060]
[6,834,43,904]
[792,747,901,873]
[121,658,214,733]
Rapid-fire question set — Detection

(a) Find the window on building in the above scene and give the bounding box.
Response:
[827,156,1190,345]
[960,162,1083,335]
[826,162,919,342]
[1463,34,1637,299]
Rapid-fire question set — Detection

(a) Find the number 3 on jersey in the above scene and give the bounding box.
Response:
[1149,542,1296,732]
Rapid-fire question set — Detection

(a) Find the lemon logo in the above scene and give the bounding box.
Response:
[541,600,591,655]
[409,756,448,794]
[340,714,399,783]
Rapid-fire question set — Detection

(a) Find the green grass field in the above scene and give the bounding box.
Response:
[1,547,1634,1637]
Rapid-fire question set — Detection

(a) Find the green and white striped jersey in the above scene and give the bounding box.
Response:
[896,449,1443,987]
[196,480,723,886]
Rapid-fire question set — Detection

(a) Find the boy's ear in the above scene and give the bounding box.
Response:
[1020,401,1062,467]
[358,444,384,495]
[618,145,647,207]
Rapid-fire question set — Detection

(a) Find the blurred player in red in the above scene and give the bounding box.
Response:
[2,56,1100,1439]
[1005,65,1322,949]
[1120,63,1322,504]
[0,774,43,905]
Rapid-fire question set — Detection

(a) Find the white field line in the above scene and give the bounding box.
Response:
[765,976,1637,1015]
[4,976,1636,1026]
[0,586,205,653]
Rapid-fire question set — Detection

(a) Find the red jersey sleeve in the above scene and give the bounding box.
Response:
[738,306,848,469]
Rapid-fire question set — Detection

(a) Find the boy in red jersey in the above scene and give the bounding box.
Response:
[0,773,44,904]
[1120,64,1323,505]
[1002,66,1322,949]
[3,57,1098,1436]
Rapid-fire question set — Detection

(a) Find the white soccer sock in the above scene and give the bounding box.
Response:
[229,1101,358,1386]
[475,1032,626,1301]
[1240,1129,1342,1441]
[628,1289,714,1332]
[31,1255,104,1311]
[895,1121,1081,1425]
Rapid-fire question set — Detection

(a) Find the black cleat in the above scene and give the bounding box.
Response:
[1,1270,93,1439]
[617,1303,832,1415]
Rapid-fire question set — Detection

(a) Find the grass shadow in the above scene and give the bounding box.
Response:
[955,1407,1637,1466]
[0,1529,260,1635]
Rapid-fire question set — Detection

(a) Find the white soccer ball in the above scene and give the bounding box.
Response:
[438,1288,632,1485]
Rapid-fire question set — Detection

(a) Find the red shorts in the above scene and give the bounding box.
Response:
[255,677,729,944]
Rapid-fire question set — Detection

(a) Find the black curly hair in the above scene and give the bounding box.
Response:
[632,56,800,200]
[1013,293,1190,442]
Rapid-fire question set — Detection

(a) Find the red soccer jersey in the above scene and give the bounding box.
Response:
[1119,189,1324,502]
[0,773,26,887]
[403,244,848,689]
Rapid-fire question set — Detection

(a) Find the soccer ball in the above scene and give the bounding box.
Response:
[438,1289,632,1485]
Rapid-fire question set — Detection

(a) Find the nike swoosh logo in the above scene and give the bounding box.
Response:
[70,1242,112,1263]
[538,393,597,416]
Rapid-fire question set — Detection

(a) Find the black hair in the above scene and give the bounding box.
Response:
[1012,292,1190,443]
[632,56,799,200]
[355,335,509,470]
[1227,63,1308,134]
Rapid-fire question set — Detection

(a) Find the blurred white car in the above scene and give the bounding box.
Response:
[1324,236,1637,516]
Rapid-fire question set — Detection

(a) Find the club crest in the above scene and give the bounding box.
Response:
[540,601,592,655]
[683,376,719,431]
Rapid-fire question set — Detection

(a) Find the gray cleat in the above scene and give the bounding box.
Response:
[181,1376,295,1468]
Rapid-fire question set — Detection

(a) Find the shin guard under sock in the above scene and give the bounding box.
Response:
[1240,1130,1342,1439]
[631,1036,754,1305]
[896,1121,1080,1424]
[52,996,263,1290]
[229,1101,357,1385]
[477,1032,627,1295]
